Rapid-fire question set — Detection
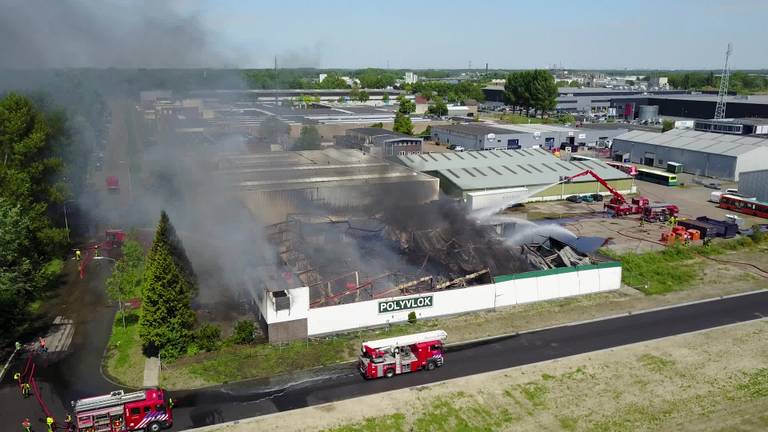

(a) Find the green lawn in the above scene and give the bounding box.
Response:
[104,310,145,388]
[604,235,766,295]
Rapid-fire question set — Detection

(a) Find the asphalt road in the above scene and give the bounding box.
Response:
[168,291,768,430]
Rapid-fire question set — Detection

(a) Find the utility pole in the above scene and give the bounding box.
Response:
[274,56,279,106]
[714,43,733,120]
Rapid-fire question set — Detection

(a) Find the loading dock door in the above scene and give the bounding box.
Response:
[643,152,656,167]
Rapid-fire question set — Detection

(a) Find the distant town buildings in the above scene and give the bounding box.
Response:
[404,71,419,84]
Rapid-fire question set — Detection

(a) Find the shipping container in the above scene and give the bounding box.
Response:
[677,219,720,238]
[695,216,739,238]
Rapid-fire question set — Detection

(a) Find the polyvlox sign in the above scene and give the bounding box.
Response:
[378,295,433,313]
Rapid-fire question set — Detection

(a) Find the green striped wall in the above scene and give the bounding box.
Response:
[493,261,622,283]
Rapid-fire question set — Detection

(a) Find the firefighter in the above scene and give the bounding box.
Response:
[39,337,47,353]
[45,416,54,432]
[639,217,645,227]
[15,341,22,351]
[21,418,31,432]
[64,413,73,431]
[168,397,174,409]
[21,382,31,398]
[74,248,81,261]
[13,372,21,383]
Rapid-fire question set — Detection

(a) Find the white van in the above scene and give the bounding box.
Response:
[709,191,723,203]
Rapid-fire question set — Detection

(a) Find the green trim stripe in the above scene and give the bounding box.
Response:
[493,261,622,283]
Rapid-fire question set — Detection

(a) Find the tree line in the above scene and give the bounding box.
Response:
[0,93,74,345]
[667,71,768,94]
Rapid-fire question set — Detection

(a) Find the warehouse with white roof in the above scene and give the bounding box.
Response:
[612,129,768,180]
[396,147,634,209]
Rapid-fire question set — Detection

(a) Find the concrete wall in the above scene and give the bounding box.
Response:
[303,262,622,336]
[738,169,768,202]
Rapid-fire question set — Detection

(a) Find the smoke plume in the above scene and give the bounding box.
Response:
[0,0,240,69]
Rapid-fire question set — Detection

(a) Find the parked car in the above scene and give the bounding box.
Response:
[590,193,604,202]
[581,194,594,203]
[565,195,582,203]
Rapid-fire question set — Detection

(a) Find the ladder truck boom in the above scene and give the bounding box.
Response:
[563,169,628,205]
[362,330,447,351]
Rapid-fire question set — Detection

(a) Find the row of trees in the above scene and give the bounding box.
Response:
[0,93,72,343]
[408,81,486,104]
[667,71,768,94]
[503,70,559,117]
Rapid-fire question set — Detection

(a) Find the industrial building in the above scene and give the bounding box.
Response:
[611,94,768,120]
[396,147,634,208]
[482,86,684,114]
[340,128,423,157]
[431,123,625,151]
[612,129,768,180]
[738,169,768,202]
[483,86,768,120]
[216,149,439,223]
[693,118,768,136]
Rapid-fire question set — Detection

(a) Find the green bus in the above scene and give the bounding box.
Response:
[636,167,679,186]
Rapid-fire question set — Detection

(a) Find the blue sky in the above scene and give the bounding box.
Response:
[180,0,765,69]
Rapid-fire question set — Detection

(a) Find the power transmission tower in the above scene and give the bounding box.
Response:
[714,43,733,120]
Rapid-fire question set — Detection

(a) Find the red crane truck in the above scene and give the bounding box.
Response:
[359,330,447,379]
[563,169,678,219]
[72,388,173,432]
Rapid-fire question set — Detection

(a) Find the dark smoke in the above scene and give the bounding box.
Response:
[0,0,241,69]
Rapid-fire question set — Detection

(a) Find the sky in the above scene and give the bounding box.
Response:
[2,0,767,69]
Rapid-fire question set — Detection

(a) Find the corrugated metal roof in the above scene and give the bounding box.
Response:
[397,148,630,191]
[614,128,768,157]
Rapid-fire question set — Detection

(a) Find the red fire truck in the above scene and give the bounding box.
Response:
[73,388,172,432]
[358,330,447,379]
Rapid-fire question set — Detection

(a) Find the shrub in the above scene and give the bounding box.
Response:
[750,225,766,244]
[196,323,221,352]
[232,320,256,345]
[408,311,417,324]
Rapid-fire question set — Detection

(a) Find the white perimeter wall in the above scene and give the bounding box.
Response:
[304,263,621,336]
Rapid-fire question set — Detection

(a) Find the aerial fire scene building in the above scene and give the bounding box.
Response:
[218,151,623,343]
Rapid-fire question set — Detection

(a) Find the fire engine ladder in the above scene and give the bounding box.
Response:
[74,390,146,412]
[362,330,448,351]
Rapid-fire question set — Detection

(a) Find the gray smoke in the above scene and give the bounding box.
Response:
[0,0,241,69]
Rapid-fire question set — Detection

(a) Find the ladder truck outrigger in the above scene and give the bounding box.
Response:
[72,388,173,432]
[358,330,447,380]
[562,169,678,221]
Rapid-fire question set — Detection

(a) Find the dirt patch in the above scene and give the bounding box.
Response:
[199,319,768,432]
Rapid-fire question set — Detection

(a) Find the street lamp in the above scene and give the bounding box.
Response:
[118,160,133,201]
[93,256,127,329]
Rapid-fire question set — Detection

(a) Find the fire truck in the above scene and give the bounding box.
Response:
[563,169,679,219]
[358,330,447,379]
[72,388,172,432]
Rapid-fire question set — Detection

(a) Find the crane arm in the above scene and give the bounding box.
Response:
[564,170,627,204]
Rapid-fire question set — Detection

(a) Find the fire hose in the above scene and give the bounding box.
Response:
[19,351,56,424]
